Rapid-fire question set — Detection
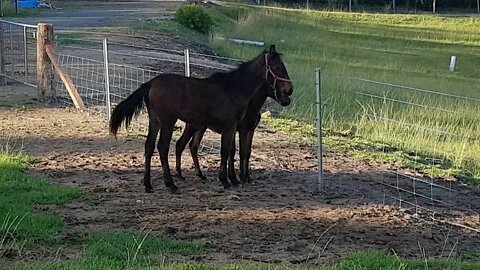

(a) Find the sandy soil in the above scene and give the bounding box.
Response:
[0,84,479,267]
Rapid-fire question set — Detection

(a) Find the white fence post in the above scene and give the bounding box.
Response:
[184,49,190,77]
[449,56,457,72]
[103,39,111,120]
[23,26,28,82]
[0,22,5,86]
[316,68,323,192]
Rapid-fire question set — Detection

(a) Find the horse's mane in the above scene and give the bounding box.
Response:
[206,49,282,84]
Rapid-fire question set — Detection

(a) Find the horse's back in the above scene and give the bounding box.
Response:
[148,73,233,126]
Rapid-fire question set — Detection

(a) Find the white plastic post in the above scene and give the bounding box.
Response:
[184,49,190,77]
[449,56,457,72]
[103,39,111,120]
[316,68,323,192]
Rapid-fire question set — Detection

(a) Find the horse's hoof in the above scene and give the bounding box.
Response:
[241,176,252,183]
[175,173,185,180]
[196,172,207,181]
[145,186,153,193]
[230,178,241,186]
[168,184,179,194]
[170,188,181,194]
[221,180,231,189]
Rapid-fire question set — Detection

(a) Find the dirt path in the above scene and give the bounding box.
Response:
[7,1,180,30]
[1,84,479,266]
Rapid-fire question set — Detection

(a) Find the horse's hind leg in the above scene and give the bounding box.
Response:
[228,133,240,186]
[189,128,207,180]
[219,125,236,189]
[158,118,178,193]
[238,129,248,183]
[242,130,255,183]
[144,114,160,193]
[175,124,197,180]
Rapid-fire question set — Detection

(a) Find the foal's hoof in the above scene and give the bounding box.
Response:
[168,184,180,194]
[175,172,186,180]
[221,180,231,189]
[166,181,179,193]
[196,172,207,181]
[230,177,241,187]
[241,176,253,183]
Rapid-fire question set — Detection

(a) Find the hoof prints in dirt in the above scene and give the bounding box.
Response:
[1,104,479,265]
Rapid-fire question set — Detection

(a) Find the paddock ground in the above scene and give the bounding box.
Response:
[0,84,478,266]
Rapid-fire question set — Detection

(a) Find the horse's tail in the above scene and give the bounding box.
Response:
[109,81,152,137]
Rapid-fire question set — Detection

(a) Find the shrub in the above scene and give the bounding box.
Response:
[176,4,213,34]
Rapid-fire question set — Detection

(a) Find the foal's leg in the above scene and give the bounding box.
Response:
[239,129,255,183]
[219,125,236,189]
[189,128,207,180]
[243,130,255,182]
[143,113,160,193]
[158,118,178,193]
[238,129,248,182]
[175,124,197,180]
[227,133,240,186]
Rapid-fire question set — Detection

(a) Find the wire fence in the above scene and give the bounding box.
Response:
[0,20,37,88]
[52,38,244,155]
[319,72,480,231]
[3,23,476,232]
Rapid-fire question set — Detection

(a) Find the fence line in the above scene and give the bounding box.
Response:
[351,77,480,103]
[0,21,37,87]
[323,75,479,230]
[352,91,455,113]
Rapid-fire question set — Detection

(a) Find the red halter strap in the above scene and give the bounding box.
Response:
[264,54,291,102]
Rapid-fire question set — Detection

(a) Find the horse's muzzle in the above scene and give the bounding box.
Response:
[280,98,291,107]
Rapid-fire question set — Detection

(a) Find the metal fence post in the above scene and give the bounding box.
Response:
[184,48,190,77]
[23,26,28,82]
[0,22,6,86]
[103,39,111,120]
[316,68,323,192]
[9,24,13,75]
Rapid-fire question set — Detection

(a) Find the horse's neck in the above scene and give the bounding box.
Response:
[229,56,265,101]
[248,90,268,113]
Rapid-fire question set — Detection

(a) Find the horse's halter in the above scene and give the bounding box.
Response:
[264,53,291,102]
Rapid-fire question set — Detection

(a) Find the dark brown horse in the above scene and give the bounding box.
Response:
[109,45,293,193]
[174,82,285,183]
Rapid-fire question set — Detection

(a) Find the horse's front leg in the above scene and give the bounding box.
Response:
[175,124,198,180]
[219,125,236,189]
[158,118,178,193]
[144,116,160,193]
[189,128,207,180]
[238,129,249,183]
[228,132,240,186]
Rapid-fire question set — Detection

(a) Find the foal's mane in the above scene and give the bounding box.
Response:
[206,49,283,84]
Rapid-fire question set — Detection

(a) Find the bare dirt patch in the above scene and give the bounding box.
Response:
[1,84,479,266]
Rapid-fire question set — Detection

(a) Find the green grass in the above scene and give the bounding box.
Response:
[0,148,82,255]
[56,33,102,47]
[205,5,480,184]
[15,250,480,270]
[132,19,210,43]
[16,231,204,270]
[131,6,245,44]
[0,1,39,17]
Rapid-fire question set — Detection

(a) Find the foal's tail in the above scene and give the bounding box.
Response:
[109,81,152,137]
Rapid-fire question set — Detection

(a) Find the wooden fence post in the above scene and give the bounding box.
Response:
[36,23,54,99]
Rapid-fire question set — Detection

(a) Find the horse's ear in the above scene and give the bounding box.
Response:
[268,45,276,56]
